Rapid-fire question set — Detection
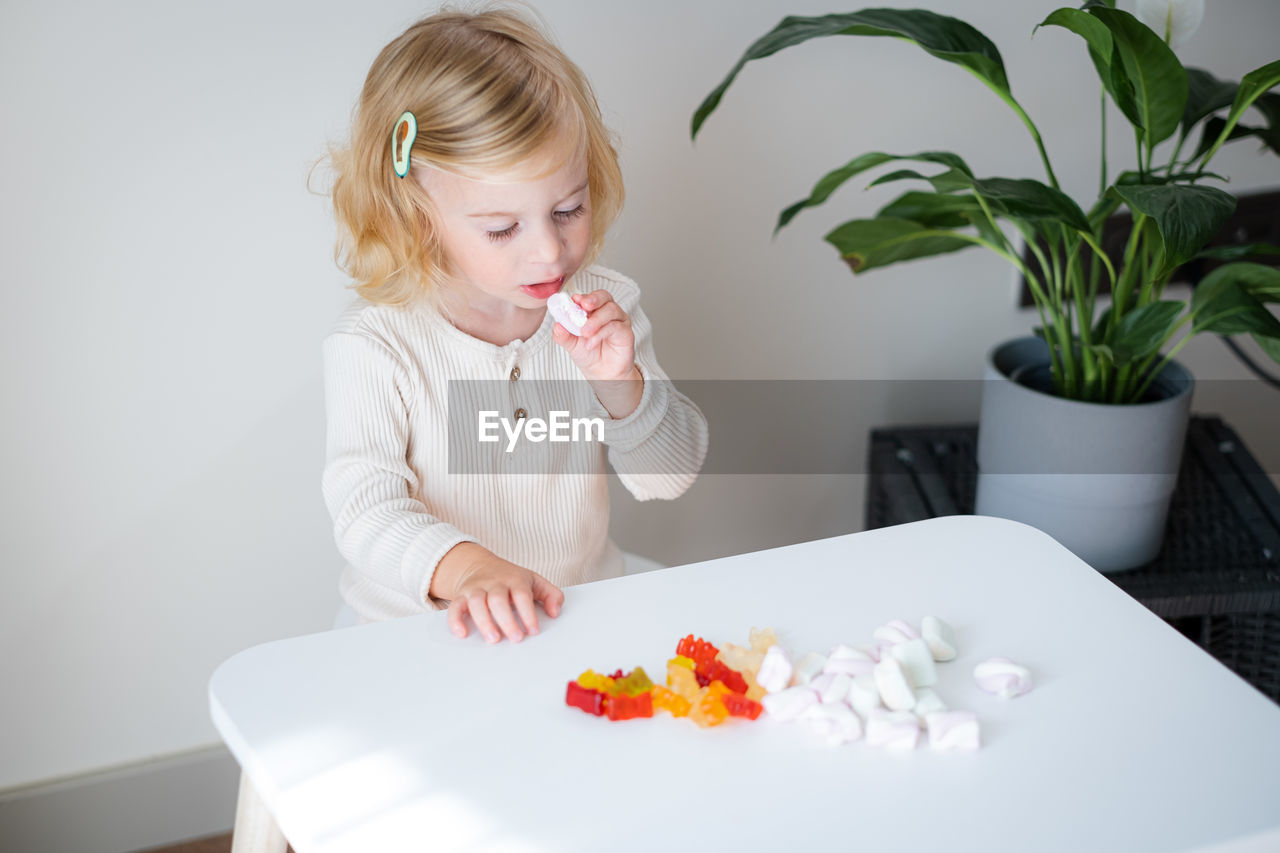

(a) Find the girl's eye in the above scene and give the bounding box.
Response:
[486,224,519,243]
[485,205,586,244]
[553,204,587,222]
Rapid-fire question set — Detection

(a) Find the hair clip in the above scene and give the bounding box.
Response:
[392,111,417,178]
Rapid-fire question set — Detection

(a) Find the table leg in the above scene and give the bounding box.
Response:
[230,770,288,853]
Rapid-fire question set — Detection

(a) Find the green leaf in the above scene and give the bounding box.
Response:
[970,177,1092,232]
[1194,243,1280,262]
[1182,68,1238,136]
[1089,8,1188,148]
[692,10,1010,139]
[824,218,975,273]
[1037,8,1140,124]
[1193,116,1280,160]
[1112,184,1237,276]
[1108,301,1185,365]
[1253,333,1280,365]
[776,151,973,231]
[1198,60,1280,166]
[876,191,983,228]
[1191,263,1280,336]
[865,167,974,194]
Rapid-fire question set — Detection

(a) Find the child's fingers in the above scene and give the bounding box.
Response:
[532,575,565,618]
[576,290,614,312]
[511,587,541,636]
[447,599,470,639]
[466,592,502,643]
[486,590,525,643]
[579,301,627,339]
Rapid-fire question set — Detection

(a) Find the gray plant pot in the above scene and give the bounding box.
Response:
[974,336,1194,572]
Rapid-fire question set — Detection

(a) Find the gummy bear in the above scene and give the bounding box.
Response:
[613,667,654,696]
[667,661,701,701]
[688,681,732,728]
[576,669,616,692]
[722,692,763,720]
[565,681,605,716]
[749,627,779,654]
[604,691,654,721]
[650,685,692,717]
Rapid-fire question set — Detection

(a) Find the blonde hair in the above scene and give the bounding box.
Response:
[328,4,625,307]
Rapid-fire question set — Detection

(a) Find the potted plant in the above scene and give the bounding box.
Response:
[691,1,1280,571]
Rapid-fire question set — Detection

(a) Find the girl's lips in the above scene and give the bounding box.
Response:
[520,276,564,300]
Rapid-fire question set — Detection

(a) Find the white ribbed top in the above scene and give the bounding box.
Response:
[321,265,708,621]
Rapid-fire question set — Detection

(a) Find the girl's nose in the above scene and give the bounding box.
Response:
[527,219,564,265]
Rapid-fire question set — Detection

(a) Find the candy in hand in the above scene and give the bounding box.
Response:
[548,291,588,335]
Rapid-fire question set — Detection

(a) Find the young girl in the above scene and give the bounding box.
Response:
[321,5,708,642]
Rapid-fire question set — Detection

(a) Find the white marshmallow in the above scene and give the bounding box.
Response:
[823,656,876,677]
[874,657,917,712]
[865,708,920,750]
[756,645,793,694]
[912,687,947,719]
[547,291,588,335]
[847,674,883,717]
[926,710,981,751]
[799,702,864,745]
[761,685,819,722]
[818,672,854,705]
[873,621,916,647]
[974,657,1033,698]
[890,637,938,688]
[791,651,828,686]
[855,643,881,662]
[921,616,958,662]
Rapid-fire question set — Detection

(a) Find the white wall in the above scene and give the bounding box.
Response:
[1,0,1277,794]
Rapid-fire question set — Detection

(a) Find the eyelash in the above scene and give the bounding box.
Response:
[486,204,587,244]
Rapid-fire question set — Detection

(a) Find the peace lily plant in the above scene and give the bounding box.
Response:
[692,0,1280,404]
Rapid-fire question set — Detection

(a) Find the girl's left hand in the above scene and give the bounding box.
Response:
[552,290,642,417]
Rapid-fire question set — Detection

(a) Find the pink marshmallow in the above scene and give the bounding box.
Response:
[926,710,981,751]
[973,656,1033,699]
[865,708,920,750]
[547,291,587,335]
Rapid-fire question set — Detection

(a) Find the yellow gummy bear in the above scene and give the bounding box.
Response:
[667,661,701,701]
[749,627,779,654]
[576,669,615,692]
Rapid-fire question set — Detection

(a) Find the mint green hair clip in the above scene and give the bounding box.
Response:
[392,111,417,179]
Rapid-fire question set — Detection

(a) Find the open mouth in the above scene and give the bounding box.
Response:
[520,276,564,300]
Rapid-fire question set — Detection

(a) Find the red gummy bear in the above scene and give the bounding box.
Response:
[722,693,763,720]
[565,681,605,716]
[604,691,654,721]
[676,634,748,694]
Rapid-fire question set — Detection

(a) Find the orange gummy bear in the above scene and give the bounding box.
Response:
[650,685,692,717]
[688,681,732,728]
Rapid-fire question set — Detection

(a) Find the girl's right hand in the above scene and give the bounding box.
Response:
[430,543,564,643]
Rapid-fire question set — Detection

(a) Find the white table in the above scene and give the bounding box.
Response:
[209,517,1280,853]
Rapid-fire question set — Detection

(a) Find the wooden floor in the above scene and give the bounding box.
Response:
[138,833,295,853]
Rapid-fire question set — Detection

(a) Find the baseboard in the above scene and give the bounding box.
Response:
[0,745,240,853]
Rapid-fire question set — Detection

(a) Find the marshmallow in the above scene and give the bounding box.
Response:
[547,291,588,335]
[873,620,917,647]
[889,637,938,688]
[865,708,920,750]
[921,616,958,662]
[823,656,876,677]
[791,651,828,686]
[926,710,980,751]
[974,657,1033,698]
[912,687,947,719]
[817,672,853,705]
[874,657,917,712]
[799,702,864,745]
[847,674,883,717]
[761,685,819,722]
[756,645,794,694]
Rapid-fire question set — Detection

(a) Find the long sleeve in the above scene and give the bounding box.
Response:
[590,276,709,501]
[321,330,475,615]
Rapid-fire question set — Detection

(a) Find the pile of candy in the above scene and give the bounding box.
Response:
[564,628,777,727]
[564,619,1033,750]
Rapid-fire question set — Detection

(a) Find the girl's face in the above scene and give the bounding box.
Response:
[418,146,591,315]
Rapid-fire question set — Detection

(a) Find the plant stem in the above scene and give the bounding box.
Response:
[1131,318,1194,402]
[1099,87,1109,198]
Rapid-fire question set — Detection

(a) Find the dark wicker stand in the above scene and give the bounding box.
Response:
[866,415,1280,703]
